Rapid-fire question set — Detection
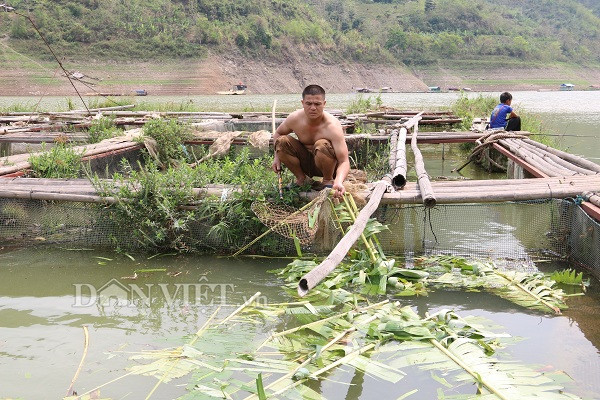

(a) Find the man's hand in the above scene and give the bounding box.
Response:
[271,158,281,173]
[332,181,345,199]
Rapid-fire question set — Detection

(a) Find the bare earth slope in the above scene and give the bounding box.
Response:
[1,49,599,96]
[0,52,428,96]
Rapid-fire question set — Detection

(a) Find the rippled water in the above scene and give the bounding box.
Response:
[1,248,599,399]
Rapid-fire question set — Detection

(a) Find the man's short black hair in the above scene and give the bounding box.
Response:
[302,84,326,98]
[500,92,512,104]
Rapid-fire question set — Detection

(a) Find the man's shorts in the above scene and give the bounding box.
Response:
[275,135,337,177]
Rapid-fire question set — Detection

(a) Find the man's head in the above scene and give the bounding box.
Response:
[500,92,512,104]
[302,84,326,99]
[302,84,326,120]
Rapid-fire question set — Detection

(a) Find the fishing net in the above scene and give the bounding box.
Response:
[251,188,331,245]
[249,169,371,247]
[1,193,599,275]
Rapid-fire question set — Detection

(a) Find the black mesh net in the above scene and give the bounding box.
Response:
[0,197,599,275]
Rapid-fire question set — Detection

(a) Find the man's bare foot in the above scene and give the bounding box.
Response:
[312,179,334,191]
[296,176,314,186]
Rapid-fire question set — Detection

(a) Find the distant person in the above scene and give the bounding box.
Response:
[272,84,350,198]
[489,92,521,131]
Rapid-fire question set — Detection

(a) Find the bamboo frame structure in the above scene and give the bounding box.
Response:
[505,139,597,175]
[499,139,578,177]
[392,127,408,188]
[523,139,600,173]
[410,122,436,208]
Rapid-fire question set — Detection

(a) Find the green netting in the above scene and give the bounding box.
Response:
[0,197,598,276]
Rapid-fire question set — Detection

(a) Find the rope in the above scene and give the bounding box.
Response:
[453,131,528,173]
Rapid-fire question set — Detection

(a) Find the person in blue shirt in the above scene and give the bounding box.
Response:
[489,92,521,131]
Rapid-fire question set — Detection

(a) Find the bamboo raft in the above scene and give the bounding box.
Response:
[1,106,599,219]
[1,108,462,138]
[0,137,142,176]
[1,176,598,206]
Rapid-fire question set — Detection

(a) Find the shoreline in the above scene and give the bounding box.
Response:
[2,54,599,97]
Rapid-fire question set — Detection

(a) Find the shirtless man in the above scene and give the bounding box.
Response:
[271,84,350,198]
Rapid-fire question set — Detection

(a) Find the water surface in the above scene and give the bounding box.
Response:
[1,248,599,399]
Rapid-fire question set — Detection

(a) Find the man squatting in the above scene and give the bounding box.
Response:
[271,84,350,198]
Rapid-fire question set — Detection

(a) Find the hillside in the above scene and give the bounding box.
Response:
[1,0,599,95]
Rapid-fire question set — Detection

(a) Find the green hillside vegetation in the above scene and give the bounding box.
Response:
[0,0,598,66]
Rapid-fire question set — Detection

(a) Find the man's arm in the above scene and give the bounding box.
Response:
[330,123,350,198]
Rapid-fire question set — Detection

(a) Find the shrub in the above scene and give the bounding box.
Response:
[142,118,192,166]
[29,143,83,178]
[88,117,123,144]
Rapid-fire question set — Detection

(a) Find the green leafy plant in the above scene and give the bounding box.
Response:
[451,93,497,131]
[142,118,192,166]
[93,160,205,251]
[112,289,579,400]
[346,94,382,114]
[551,268,586,285]
[29,143,83,178]
[93,149,288,253]
[88,116,123,143]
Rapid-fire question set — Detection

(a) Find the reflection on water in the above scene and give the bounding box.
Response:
[0,247,599,399]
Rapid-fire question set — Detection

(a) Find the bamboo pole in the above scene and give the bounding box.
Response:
[523,139,600,173]
[3,183,597,205]
[300,186,600,204]
[498,139,576,177]
[393,184,597,197]
[379,186,598,204]
[410,122,436,208]
[503,138,591,176]
[392,127,408,188]
[402,112,423,130]
[583,192,600,208]
[297,182,388,296]
[506,139,598,175]
[411,175,600,187]
[388,129,398,172]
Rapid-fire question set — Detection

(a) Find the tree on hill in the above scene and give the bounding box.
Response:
[0,0,598,66]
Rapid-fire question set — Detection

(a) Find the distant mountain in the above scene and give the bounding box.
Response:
[0,0,598,66]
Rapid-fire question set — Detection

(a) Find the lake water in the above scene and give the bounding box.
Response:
[1,91,600,399]
[1,248,599,399]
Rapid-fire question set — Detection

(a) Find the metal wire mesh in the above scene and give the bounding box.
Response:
[0,197,598,276]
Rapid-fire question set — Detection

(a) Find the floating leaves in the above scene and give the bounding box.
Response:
[425,256,569,314]
[551,268,589,289]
